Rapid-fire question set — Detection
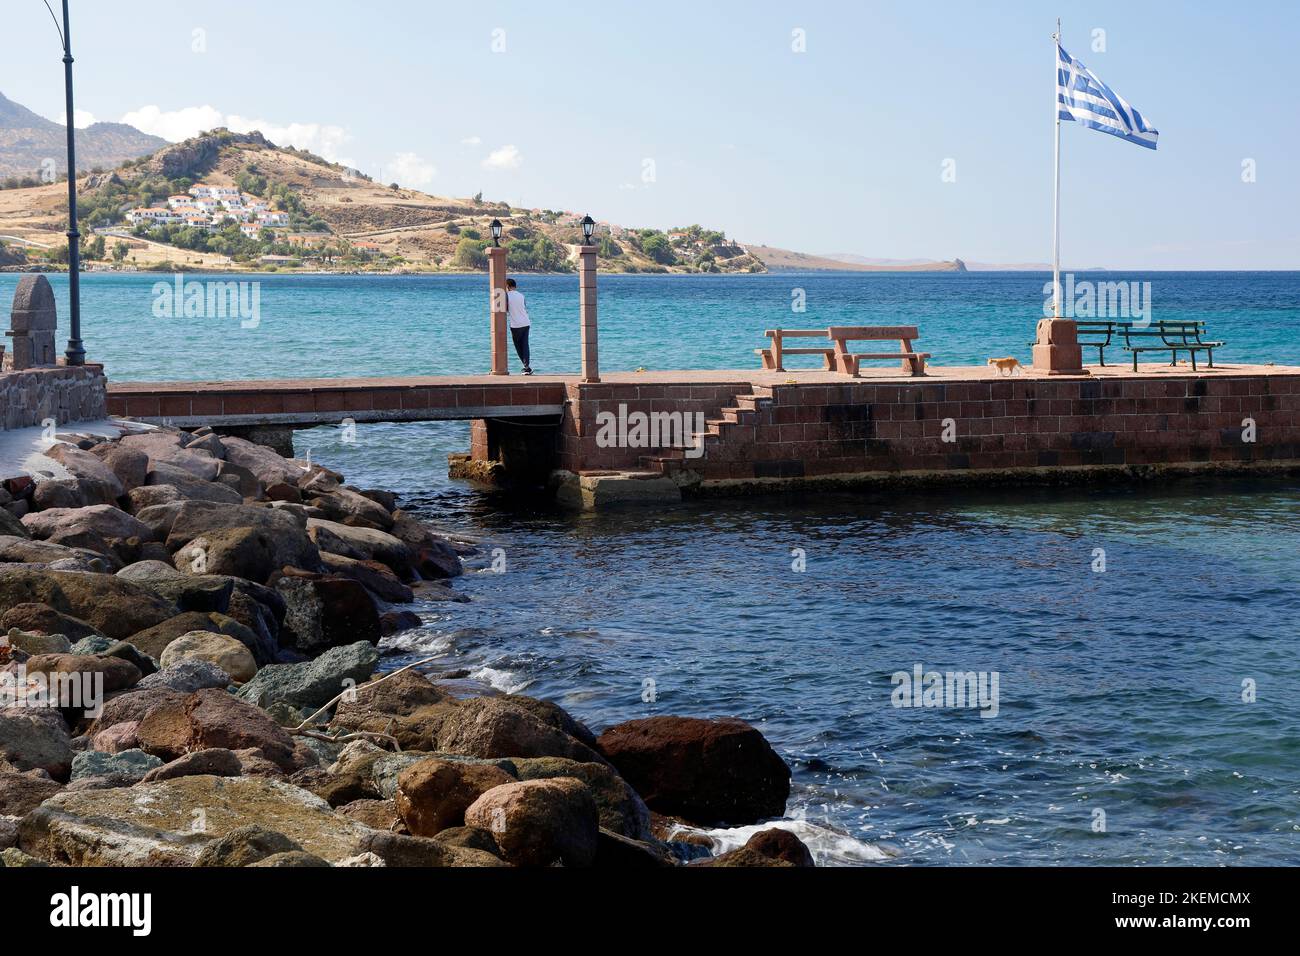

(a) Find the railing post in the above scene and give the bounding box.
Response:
[488,246,508,375]
[578,244,599,383]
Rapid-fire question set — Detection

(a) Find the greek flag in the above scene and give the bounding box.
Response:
[1057,44,1158,149]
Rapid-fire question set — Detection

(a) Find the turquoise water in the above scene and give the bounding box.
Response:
[7,270,1300,865]
[2,270,1298,379]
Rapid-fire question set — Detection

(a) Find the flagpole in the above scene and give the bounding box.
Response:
[1052,18,1062,318]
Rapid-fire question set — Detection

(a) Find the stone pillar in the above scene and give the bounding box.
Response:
[578,244,599,383]
[1031,318,1085,375]
[488,246,508,376]
[8,274,59,370]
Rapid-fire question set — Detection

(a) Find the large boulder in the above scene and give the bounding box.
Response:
[306,487,394,530]
[319,552,413,603]
[19,776,372,865]
[23,653,142,694]
[116,561,233,613]
[0,566,176,640]
[159,630,257,683]
[21,505,153,545]
[390,511,463,579]
[88,442,149,492]
[464,778,599,867]
[141,747,242,782]
[329,669,457,749]
[350,829,506,868]
[4,628,71,655]
[136,660,232,694]
[30,480,85,512]
[193,824,302,867]
[235,641,378,710]
[136,688,297,771]
[273,574,380,655]
[595,717,791,826]
[124,611,258,661]
[0,535,111,571]
[0,770,63,816]
[305,519,414,580]
[394,758,516,837]
[0,709,73,779]
[69,748,162,785]
[164,501,322,572]
[219,435,307,487]
[129,480,241,510]
[512,756,651,840]
[0,603,104,642]
[42,444,125,505]
[436,697,605,764]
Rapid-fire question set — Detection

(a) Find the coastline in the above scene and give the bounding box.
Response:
[0,420,808,868]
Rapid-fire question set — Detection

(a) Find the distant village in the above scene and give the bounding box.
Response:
[127,184,289,238]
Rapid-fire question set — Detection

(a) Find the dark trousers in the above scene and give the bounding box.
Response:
[510,325,531,370]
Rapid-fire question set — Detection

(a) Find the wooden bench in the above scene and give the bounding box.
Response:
[755,329,836,371]
[827,325,929,377]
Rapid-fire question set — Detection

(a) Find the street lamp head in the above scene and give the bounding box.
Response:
[581,214,596,245]
[489,218,502,246]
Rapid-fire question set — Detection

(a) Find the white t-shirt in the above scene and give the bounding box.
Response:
[505,289,530,329]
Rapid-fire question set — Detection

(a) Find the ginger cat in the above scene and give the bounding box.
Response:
[987,357,1025,377]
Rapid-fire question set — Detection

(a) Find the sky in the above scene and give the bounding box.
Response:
[3,0,1297,269]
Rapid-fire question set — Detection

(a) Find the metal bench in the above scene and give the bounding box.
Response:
[1119,320,1223,371]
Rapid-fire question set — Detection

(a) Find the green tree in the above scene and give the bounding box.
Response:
[111,241,129,263]
[453,236,489,270]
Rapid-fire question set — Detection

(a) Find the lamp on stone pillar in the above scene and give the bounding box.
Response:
[488,241,508,375]
[578,215,599,384]
[489,218,503,246]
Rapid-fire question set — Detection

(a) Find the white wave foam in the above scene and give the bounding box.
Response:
[669,819,890,867]
[379,631,453,656]
[469,666,533,695]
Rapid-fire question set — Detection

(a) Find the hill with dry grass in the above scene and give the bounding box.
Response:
[0,127,765,274]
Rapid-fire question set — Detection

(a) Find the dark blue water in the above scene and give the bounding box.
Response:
[8,270,1299,864]
[297,417,1300,867]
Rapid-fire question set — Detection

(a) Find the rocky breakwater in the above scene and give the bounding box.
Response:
[0,424,806,868]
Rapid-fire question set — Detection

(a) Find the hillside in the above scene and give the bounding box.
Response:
[0,123,765,274]
[0,91,166,181]
[750,245,966,272]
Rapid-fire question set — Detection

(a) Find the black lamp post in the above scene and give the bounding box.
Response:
[489,218,502,247]
[44,0,84,365]
[581,214,595,246]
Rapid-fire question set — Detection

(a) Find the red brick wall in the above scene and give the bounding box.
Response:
[556,381,753,472]
[674,374,1300,483]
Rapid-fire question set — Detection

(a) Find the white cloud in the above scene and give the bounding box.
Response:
[120,104,226,142]
[225,115,351,161]
[460,136,482,146]
[54,109,97,129]
[482,144,522,171]
[388,152,437,187]
[116,105,351,162]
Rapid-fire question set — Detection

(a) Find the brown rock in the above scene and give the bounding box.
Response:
[0,603,104,642]
[337,798,405,833]
[464,777,599,867]
[436,697,604,764]
[0,771,62,816]
[23,653,142,694]
[395,758,516,837]
[136,688,297,771]
[140,747,243,782]
[351,829,507,868]
[743,827,816,867]
[0,567,177,641]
